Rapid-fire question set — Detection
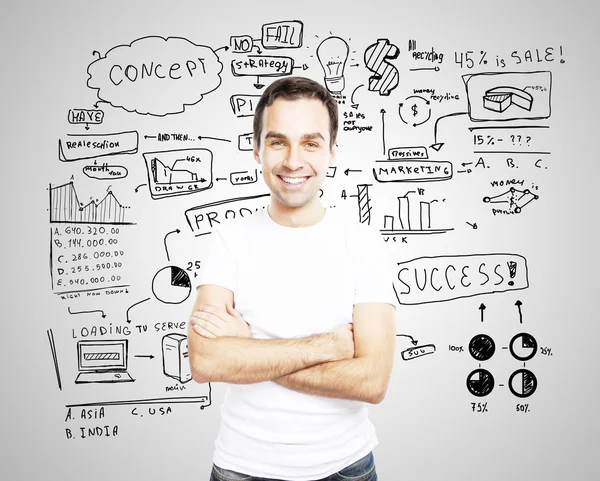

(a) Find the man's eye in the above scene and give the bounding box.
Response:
[305,142,319,148]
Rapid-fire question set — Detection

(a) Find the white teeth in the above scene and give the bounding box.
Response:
[281,176,307,184]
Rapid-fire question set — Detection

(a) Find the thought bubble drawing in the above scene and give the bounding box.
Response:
[87,36,223,116]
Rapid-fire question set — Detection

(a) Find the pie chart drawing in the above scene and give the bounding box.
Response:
[467,368,495,397]
[152,266,192,304]
[509,369,537,398]
[469,334,495,361]
[509,332,537,361]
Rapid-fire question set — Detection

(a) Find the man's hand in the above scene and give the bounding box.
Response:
[189,304,354,361]
[329,323,355,360]
[189,304,251,339]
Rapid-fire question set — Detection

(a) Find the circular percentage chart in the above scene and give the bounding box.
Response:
[509,333,538,361]
[152,266,192,304]
[469,334,496,361]
[509,369,538,398]
[466,368,495,397]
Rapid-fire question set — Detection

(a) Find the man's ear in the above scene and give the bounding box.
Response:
[328,144,337,166]
[253,142,261,165]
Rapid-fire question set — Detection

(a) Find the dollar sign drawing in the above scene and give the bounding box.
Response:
[364,38,399,96]
[412,104,418,116]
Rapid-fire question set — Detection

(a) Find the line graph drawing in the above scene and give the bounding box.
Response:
[483,187,539,214]
[49,182,132,224]
[143,148,213,200]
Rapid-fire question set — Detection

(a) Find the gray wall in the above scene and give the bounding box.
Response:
[3,0,598,479]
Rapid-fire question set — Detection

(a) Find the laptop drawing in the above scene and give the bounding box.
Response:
[75,339,135,384]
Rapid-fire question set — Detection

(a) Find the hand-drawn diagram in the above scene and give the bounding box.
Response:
[83,163,128,180]
[364,38,399,96]
[316,36,349,94]
[483,86,533,113]
[401,344,436,360]
[469,334,496,361]
[75,340,134,384]
[162,334,192,384]
[399,96,431,127]
[87,36,223,116]
[483,187,539,214]
[142,148,213,200]
[509,333,537,361]
[40,14,566,446]
[185,195,270,236]
[394,254,529,305]
[380,191,453,239]
[68,109,104,129]
[49,182,132,224]
[509,369,537,398]
[463,71,551,121]
[58,131,139,162]
[152,266,192,304]
[262,20,304,49]
[373,146,453,183]
[467,368,495,397]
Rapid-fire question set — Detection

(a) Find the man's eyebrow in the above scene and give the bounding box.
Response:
[265,131,289,140]
[264,131,325,142]
[301,133,325,141]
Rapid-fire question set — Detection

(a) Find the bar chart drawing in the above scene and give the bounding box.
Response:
[49,182,132,224]
[380,192,452,236]
[354,184,373,225]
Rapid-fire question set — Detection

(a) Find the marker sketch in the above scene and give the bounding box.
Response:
[393,254,529,305]
[261,20,304,49]
[463,71,551,121]
[469,334,495,361]
[152,266,191,304]
[87,36,223,116]
[49,182,132,224]
[185,195,270,236]
[483,187,539,214]
[380,191,453,238]
[68,109,104,129]
[509,369,537,398]
[316,36,349,94]
[75,340,134,384]
[399,96,431,127]
[467,368,494,397]
[509,333,537,361]
[162,333,192,384]
[364,39,399,96]
[83,163,128,180]
[58,131,139,162]
[483,86,533,113]
[401,344,436,361]
[143,148,213,200]
[230,94,261,117]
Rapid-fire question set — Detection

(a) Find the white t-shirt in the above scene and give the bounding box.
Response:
[196,206,396,480]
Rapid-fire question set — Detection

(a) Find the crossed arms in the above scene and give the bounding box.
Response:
[187,284,396,404]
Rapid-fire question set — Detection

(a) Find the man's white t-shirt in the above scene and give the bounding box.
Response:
[196,206,396,481]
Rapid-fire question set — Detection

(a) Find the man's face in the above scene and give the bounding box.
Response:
[253,97,335,211]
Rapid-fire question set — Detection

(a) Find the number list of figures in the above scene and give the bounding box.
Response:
[50,225,129,297]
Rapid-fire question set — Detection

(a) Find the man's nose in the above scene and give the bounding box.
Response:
[282,145,304,170]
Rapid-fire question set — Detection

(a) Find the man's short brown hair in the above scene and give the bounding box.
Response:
[253,76,339,150]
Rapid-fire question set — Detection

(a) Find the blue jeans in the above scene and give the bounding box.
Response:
[209,451,377,481]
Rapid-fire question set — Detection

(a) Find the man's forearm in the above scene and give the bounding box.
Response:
[272,356,387,404]
[189,331,344,384]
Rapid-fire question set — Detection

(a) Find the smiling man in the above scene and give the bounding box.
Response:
[187,77,396,481]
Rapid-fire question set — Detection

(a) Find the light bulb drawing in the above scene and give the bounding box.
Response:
[316,36,349,94]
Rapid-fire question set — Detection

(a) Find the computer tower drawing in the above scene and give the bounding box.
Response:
[162,333,192,383]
